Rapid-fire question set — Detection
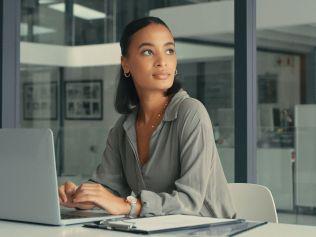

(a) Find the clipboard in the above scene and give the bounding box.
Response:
[83,214,245,234]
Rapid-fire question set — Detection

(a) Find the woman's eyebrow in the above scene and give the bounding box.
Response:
[164,42,175,47]
[138,41,175,49]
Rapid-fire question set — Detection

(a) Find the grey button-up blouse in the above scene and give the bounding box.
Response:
[91,90,236,218]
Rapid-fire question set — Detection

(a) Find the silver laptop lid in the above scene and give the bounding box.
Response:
[0,129,61,225]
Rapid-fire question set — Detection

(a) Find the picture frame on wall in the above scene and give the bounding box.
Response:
[258,73,278,104]
[64,80,103,120]
[23,81,58,120]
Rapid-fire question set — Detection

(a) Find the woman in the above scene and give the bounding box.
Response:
[59,17,236,218]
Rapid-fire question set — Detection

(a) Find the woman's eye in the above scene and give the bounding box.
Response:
[142,49,153,56]
[166,48,175,55]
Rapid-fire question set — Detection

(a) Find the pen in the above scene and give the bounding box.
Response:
[106,222,135,230]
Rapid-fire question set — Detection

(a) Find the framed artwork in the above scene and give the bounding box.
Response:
[258,73,278,104]
[64,80,103,120]
[23,82,58,120]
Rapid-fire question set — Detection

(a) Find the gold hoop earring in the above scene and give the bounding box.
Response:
[175,69,178,75]
[124,72,131,78]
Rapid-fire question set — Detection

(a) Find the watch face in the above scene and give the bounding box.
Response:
[127,195,137,204]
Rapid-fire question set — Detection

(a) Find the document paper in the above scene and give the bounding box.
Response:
[107,214,239,232]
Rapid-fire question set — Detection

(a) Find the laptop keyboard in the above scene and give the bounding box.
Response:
[61,209,109,219]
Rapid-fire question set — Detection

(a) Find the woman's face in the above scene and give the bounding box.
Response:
[121,23,177,94]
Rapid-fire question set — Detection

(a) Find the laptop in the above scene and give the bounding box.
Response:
[0,128,122,225]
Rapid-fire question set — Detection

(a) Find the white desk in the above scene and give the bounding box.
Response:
[1,220,316,237]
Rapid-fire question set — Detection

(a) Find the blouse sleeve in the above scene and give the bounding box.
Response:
[90,125,131,198]
[139,99,235,218]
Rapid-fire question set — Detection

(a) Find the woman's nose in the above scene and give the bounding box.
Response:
[154,53,167,67]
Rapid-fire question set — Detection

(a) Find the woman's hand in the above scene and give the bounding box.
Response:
[58,181,95,210]
[72,183,131,215]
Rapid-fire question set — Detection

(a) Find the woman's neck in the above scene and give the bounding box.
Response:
[137,91,170,124]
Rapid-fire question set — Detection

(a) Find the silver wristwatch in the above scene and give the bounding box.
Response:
[126,195,138,218]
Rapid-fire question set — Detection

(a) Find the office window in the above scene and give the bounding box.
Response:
[257,0,316,226]
[20,0,235,184]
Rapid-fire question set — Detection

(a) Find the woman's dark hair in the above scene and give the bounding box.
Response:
[115,16,182,114]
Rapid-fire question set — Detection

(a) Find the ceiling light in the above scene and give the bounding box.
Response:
[48,3,106,20]
[39,0,58,4]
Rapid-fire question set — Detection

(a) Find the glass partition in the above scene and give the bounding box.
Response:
[20,0,235,183]
[257,0,316,226]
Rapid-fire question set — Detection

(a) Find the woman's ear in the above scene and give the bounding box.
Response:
[121,56,129,73]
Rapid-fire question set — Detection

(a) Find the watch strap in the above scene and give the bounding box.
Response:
[126,196,137,218]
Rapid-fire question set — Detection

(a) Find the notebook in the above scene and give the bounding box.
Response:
[0,128,122,225]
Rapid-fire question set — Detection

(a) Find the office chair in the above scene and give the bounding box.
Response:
[228,183,278,223]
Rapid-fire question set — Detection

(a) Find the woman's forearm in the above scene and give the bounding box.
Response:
[116,197,142,216]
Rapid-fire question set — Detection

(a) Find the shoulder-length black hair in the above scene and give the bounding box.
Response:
[115,16,182,114]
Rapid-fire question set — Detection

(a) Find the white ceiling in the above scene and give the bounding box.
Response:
[150,0,316,53]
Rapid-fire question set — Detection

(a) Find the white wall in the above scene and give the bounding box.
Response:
[257,51,301,108]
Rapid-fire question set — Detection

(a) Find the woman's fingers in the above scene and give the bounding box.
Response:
[72,184,105,207]
[60,197,94,209]
[58,182,112,211]
[58,181,77,203]
[75,183,110,194]
[61,201,77,208]
[76,183,103,190]
[57,181,97,210]
[74,189,101,199]
[74,202,96,210]
[65,181,77,195]
[73,193,97,203]
[69,182,127,215]
[58,185,67,203]
[65,181,78,202]
[73,187,101,203]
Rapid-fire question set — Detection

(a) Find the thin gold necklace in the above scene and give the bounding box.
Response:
[137,100,169,129]
[150,101,169,129]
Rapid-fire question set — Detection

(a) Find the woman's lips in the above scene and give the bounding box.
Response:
[152,73,170,80]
